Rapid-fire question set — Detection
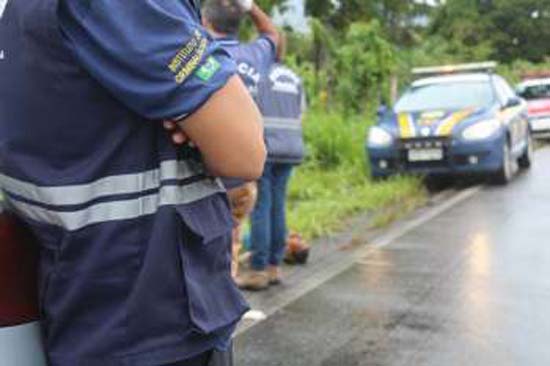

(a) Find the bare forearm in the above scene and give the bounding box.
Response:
[248,4,280,49]
[178,76,266,180]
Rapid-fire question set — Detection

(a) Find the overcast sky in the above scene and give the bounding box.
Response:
[273,0,309,32]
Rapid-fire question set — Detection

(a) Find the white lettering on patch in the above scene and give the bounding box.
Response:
[270,67,300,94]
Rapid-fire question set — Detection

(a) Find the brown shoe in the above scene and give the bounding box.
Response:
[235,270,269,291]
[267,266,282,285]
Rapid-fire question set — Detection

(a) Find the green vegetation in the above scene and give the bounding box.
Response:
[286,110,425,240]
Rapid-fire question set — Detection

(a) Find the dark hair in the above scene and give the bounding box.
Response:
[202,0,244,35]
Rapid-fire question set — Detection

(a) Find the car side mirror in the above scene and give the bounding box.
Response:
[503,97,522,109]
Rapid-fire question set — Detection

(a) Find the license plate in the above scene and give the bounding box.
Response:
[532,117,550,131]
[408,148,443,162]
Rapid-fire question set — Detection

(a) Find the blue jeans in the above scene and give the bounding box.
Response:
[250,162,293,271]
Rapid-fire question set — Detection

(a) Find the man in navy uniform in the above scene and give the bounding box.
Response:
[247,40,307,290]
[201,0,281,280]
[0,0,266,365]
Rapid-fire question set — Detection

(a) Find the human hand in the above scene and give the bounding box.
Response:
[163,120,191,145]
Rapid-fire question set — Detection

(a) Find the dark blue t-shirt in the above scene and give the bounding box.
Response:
[0,1,248,365]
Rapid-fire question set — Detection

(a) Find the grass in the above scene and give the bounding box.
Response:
[285,109,426,240]
[287,166,425,239]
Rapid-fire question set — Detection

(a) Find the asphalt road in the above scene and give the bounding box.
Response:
[235,147,550,366]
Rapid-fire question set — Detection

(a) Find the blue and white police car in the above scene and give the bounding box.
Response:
[367,62,532,184]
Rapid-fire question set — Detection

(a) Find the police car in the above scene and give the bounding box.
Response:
[516,74,550,139]
[0,203,47,366]
[367,62,532,184]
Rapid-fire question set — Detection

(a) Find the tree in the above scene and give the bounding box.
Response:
[429,0,490,51]
[430,0,550,63]
[487,0,550,62]
[334,21,397,114]
[306,0,373,30]
[305,0,426,46]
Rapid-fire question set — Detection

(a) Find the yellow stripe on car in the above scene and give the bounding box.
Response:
[398,113,416,138]
[436,109,474,136]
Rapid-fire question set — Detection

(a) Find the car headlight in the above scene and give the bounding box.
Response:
[368,126,393,147]
[462,119,501,141]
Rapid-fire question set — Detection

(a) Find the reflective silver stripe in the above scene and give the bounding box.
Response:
[263,117,302,131]
[6,178,224,231]
[0,160,201,207]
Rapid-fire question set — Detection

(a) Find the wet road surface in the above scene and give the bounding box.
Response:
[235,147,550,366]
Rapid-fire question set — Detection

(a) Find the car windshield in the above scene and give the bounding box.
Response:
[394,81,495,112]
[518,83,550,100]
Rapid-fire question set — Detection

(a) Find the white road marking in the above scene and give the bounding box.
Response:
[243,310,268,321]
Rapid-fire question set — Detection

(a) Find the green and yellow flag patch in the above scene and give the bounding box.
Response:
[196,56,221,82]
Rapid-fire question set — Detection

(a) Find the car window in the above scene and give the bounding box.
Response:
[394,81,496,112]
[518,83,550,100]
[494,77,516,105]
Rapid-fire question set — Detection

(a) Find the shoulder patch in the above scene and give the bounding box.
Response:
[196,56,221,82]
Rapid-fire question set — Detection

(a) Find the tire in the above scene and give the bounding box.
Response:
[492,141,514,185]
[518,132,534,169]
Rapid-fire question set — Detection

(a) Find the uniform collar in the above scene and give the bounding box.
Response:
[215,36,240,46]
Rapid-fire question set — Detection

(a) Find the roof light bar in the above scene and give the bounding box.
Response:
[412,62,498,76]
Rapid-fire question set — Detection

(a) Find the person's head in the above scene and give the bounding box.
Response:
[202,0,244,36]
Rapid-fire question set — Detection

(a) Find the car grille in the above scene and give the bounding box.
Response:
[398,137,450,150]
[398,137,450,169]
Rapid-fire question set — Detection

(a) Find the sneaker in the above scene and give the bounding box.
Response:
[235,270,269,291]
[267,266,282,285]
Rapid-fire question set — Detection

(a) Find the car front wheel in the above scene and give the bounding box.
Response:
[492,141,514,185]
[518,132,534,169]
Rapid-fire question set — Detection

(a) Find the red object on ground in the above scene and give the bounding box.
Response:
[0,210,40,327]
[284,233,310,265]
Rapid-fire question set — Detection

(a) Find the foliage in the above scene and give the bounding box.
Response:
[286,109,425,239]
[284,19,398,114]
[497,59,550,84]
[301,110,366,169]
[287,165,425,239]
[304,0,427,45]
[430,0,550,63]
[306,0,372,30]
[487,0,550,62]
[333,21,397,114]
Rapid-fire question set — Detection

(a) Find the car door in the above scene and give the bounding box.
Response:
[495,77,528,155]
